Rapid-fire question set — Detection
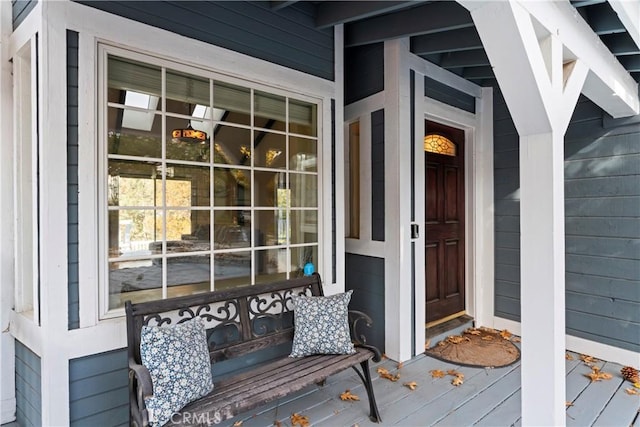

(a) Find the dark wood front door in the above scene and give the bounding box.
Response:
[425,121,465,324]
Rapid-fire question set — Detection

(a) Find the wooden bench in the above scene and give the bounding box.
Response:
[125,274,382,426]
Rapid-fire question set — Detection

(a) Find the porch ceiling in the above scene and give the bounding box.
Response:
[274,0,640,87]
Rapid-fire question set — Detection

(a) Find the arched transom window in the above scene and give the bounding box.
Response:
[424,134,456,156]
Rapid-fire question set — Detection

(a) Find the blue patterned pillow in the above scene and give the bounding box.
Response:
[290,290,356,357]
[140,317,213,427]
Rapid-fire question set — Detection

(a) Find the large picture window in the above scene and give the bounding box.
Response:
[101,51,320,313]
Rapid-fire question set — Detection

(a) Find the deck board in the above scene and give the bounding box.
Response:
[220,347,639,427]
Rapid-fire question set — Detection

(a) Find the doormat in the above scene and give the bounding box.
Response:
[425,328,520,368]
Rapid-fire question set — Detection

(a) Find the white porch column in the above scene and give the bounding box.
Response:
[519,131,566,424]
[0,1,16,422]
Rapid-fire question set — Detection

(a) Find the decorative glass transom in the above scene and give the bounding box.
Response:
[424,134,456,156]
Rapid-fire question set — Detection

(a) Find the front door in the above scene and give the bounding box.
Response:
[425,121,465,324]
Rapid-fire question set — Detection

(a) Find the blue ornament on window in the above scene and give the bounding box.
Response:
[303,262,315,276]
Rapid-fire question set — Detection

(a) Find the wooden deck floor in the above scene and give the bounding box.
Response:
[226,350,640,427]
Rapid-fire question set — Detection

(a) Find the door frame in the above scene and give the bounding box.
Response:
[413,92,495,353]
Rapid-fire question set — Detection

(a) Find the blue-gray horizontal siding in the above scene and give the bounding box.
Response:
[424,76,475,114]
[12,0,37,30]
[75,1,334,81]
[492,87,520,322]
[15,341,41,427]
[345,253,385,353]
[69,348,129,427]
[67,30,80,330]
[493,91,640,352]
[371,109,385,242]
[344,42,384,105]
[564,97,640,353]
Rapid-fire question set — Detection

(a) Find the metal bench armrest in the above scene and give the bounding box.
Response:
[129,359,153,427]
[348,310,382,362]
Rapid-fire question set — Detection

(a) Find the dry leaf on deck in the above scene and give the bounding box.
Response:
[377,367,400,382]
[465,328,482,336]
[437,340,447,347]
[500,329,512,340]
[397,362,404,369]
[481,335,495,341]
[585,366,613,382]
[566,353,574,360]
[566,401,574,408]
[424,339,431,349]
[580,354,597,365]
[451,376,464,386]
[233,422,243,427]
[274,421,282,427]
[340,390,360,401]
[634,382,640,389]
[446,335,469,344]
[404,381,418,390]
[447,369,463,378]
[290,413,310,427]
[430,369,446,378]
[625,388,639,395]
[511,336,521,343]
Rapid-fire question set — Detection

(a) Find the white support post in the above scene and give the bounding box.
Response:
[519,131,566,426]
[383,39,413,362]
[0,0,16,422]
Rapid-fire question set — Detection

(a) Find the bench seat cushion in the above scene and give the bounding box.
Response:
[166,347,375,426]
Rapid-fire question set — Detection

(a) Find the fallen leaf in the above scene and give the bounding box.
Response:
[580,354,597,365]
[566,401,574,408]
[585,366,613,382]
[233,422,243,427]
[424,339,431,349]
[274,421,282,427]
[377,367,400,382]
[500,329,512,340]
[465,328,482,336]
[437,340,447,347]
[340,390,360,401]
[625,388,638,395]
[430,369,446,378]
[404,381,418,390]
[397,362,404,370]
[451,376,464,386]
[481,335,494,341]
[566,353,574,360]
[634,382,640,389]
[447,369,463,378]
[291,413,310,427]
[446,335,470,344]
[511,337,521,343]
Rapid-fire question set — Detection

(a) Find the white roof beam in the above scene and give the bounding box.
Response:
[608,0,640,50]
[519,0,638,118]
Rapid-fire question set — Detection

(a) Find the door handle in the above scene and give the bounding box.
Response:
[411,223,419,239]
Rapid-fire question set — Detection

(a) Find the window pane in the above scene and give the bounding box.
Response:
[254,132,285,169]
[214,82,250,126]
[109,210,162,257]
[213,125,251,166]
[214,210,251,249]
[290,173,317,207]
[289,99,317,136]
[254,210,287,247]
[166,71,209,116]
[255,91,285,131]
[108,107,162,157]
[108,56,161,99]
[255,248,287,284]
[290,137,317,172]
[165,164,210,207]
[109,259,162,308]
[255,171,287,208]
[214,168,251,207]
[290,246,318,277]
[166,115,211,162]
[215,251,251,289]
[167,255,211,297]
[291,210,317,244]
[108,160,161,207]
